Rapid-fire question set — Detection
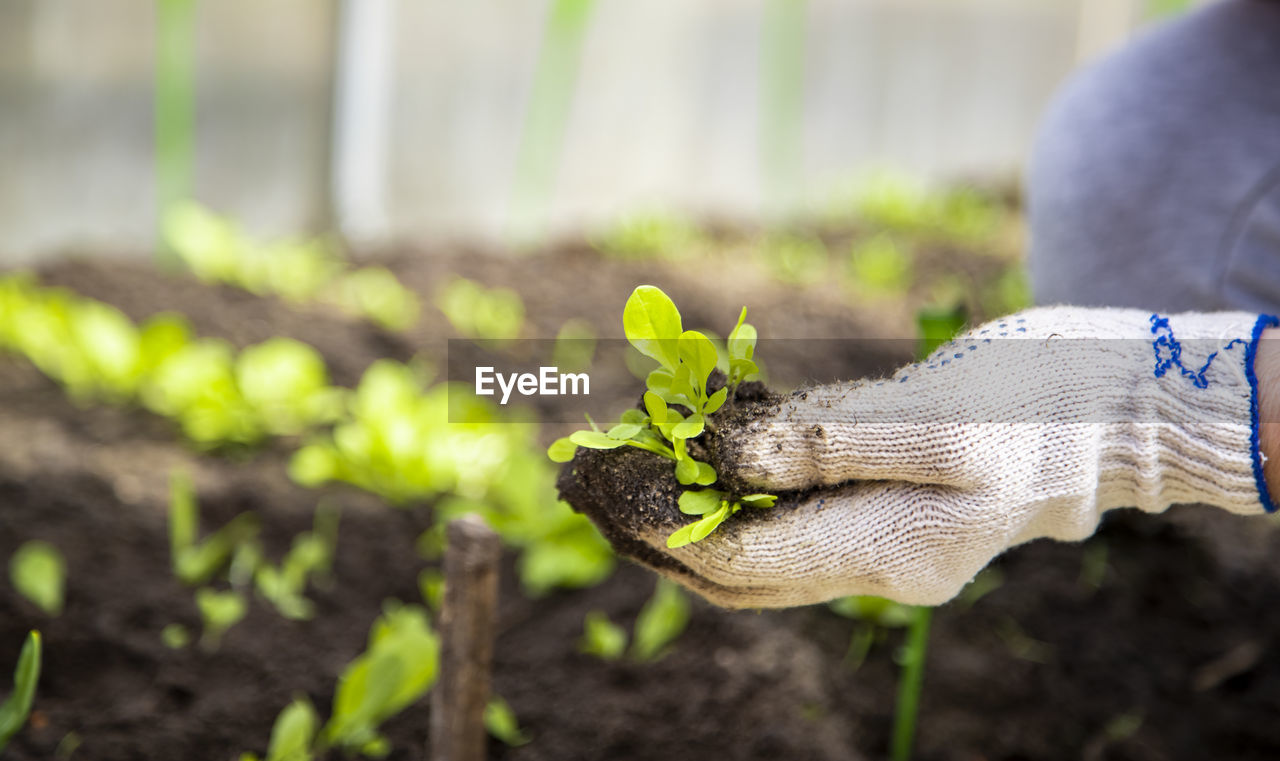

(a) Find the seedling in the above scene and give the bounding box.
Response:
[436,277,525,343]
[164,201,420,330]
[161,624,191,650]
[549,285,775,546]
[665,489,777,549]
[196,588,247,651]
[169,470,261,586]
[580,611,627,660]
[0,631,41,753]
[630,579,690,661]
[484,696,529,747]
[254,504,340,621]
[590,211,702,260]
[9,541,66,616]
[240,696,318,761]
[317,601,439,756]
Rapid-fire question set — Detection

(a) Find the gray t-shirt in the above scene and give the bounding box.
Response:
[1026,0,1280,313]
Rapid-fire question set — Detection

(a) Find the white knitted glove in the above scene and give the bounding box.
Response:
[636,307,1278,608]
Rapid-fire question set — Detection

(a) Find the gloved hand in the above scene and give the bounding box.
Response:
[568,307,1279,609]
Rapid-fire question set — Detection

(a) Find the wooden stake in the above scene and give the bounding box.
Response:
[430,516,501,761]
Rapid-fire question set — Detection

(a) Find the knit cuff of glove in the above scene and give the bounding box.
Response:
[1098,312,1280,517]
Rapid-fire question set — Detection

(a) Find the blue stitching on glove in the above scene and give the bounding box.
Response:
[1150,314,1244,388]
[1246,314,1279,513]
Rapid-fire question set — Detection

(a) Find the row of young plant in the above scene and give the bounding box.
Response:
[0,272,652,757]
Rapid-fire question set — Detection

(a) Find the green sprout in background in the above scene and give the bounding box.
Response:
[590,211,704,261]
[195,588,248,651]
[9,541,66,617]
[0,631,41,754]
[435,277,525,344]
[164,202,420,331]
[579,579,690,663]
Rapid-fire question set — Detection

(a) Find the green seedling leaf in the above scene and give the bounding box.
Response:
[671,413,704,440]
[9,541,65,616]
[485,696,530,747]
[569,430,628,450]
[643,391,667,425]
[693,461,717,486]
[678,490,723,515]
[176,513,261,587]
[418,569,445,612]
[263,696,318,761]
[674,455,699,485]
[703,387,728,414]
[678,330,718,394]
[665,521,698,549]
[323,603,438,752]
[646,368,673,396]
[739,494,778,508]
[690,503,731,542]
[631,579,689,661]
[619,408,647,426]
[829,595,914,628]
[727,307,756,358]
[196,588,247,651]
[580,611,627,660]
[0,630,41,753]
[161,623,190,649]
[623,285,683,372]
[546,437,577,462]
[606,422,644,440]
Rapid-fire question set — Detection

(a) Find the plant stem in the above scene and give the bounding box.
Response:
[891,606,931,761]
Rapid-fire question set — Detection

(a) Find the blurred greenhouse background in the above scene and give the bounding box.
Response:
[0,0,1198,264]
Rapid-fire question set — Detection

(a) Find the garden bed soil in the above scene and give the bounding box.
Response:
[3,246,1280,760]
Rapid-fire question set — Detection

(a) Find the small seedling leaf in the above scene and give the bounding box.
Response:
[606,423,644,440]
[9,541,65,617]
[484,696,530,747]
[623,286,683,372]
[643,391,667,424]
[678,489,724,515]
[665,522,698,549]
[678,330,719,391]
[739,494,777,508]
[546,437,578,463]
[703,387,728,414]
[693,461,717,486]
[569,430,628,450]
[264,697,318,761]
[631,579,690,662]
[671,414,704,440]
[689,504,730,543]
[674,455,699,485]
[0,630,41,752]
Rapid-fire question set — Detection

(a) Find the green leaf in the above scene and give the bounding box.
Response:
[693,461,717,486]
[671,413,704,440]
[678,490,724,515]
[729,358,759,382]
[689,504,730,542]
[619,408,647,425]
[739,494,777,508]
[264,697,318,761]
[547,437,578,462]
[916,304,968,360]
[643,391,667,424]
[645,369,673,395]
[0,631,41,753]
[623,286,683,371]
[674,455,699,485]
[677,330,718,393]
[569,430,628,450]
[631,579,690,661]
[665,522,698,549]
[484,696,529,747]
[9,541,65,617]
[196,588,247,651]
[703,387,728,414]
[606,423,643,440]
